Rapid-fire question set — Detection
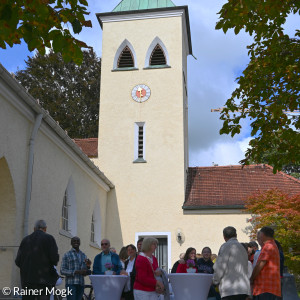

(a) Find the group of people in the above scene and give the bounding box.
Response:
[15,220,162,300]
[15,220,282,300]
[212,226,282,300]
[168,226,282,300]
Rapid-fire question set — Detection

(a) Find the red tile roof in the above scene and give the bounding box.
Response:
[184,164,300,209]
[73,138,98,158]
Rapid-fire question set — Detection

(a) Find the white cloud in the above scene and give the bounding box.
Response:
[190,136,252,167]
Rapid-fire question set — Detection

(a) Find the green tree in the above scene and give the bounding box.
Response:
[246,189,300,275]
[250,147,300,179]
[283,164,300,179]
[16,49,100,138]
[0,0,92,64]
[216,0,300,173]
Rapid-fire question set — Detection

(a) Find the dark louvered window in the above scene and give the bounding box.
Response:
[118,46,134,68]
[150,44,166,66]
[138,126,144,158]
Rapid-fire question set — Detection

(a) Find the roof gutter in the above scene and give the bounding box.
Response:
[23,113,43,237]
[182,205,245,210]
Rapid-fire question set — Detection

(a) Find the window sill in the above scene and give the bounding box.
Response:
[112,67,139,72]
[143,65,171,70]
[89,242,101,250]
[133,158,147,163]
[59,229,73,239]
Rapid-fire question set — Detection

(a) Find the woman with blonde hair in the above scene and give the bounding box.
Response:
[133,237,164,299]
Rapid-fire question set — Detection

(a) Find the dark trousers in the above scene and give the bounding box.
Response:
[253,293,281,300]
[22,284,51,300]
[66,284,84,300]
[123,290,134,300]
[222,294,248,300]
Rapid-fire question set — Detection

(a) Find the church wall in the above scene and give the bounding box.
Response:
[0,71,112,288]
[29,130,109,263]
[0,84,35,288]
[171,212,252,260]
[0,157,17,288]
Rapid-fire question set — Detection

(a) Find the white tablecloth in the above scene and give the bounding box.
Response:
[168,273,213,300]
[89,275,128,300]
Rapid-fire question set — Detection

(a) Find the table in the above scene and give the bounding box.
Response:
[168,273,213,300]
[89,275,128,300]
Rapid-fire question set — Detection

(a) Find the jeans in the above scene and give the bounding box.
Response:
[66,284,84,300]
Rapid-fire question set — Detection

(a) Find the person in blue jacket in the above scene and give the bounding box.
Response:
[93,239,123,275]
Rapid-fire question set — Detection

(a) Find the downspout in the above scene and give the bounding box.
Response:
[23,113,43,237]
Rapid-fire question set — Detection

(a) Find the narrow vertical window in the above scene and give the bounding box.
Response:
[90,201,101,247]
[90,214,95,243]
[60,177,77,238]
[134,122,146,163]
[138,126,144,158]
[61,191,69,231]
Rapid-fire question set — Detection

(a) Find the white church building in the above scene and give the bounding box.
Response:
[1,0,300,289]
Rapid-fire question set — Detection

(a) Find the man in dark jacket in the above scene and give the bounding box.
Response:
[15,220,59,300]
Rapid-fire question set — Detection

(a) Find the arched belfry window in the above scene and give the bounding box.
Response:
[113,39,137,70]
[145,37,170,68]
[118,46,134,68]
[150,44,166,66]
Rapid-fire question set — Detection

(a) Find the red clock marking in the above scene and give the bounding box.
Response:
[136,88,146,98]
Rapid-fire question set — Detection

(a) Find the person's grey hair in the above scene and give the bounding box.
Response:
[34,220,47,230]
[141,237,158,252]
[223,226,237,239]
[101,239,110,245]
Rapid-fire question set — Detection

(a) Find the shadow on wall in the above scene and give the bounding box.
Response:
[0,157,17,288]
[105,188,123,250]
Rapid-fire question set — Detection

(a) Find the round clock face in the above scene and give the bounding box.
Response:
[131,84,151,103]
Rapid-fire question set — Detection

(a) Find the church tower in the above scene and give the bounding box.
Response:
[96,0,192,269]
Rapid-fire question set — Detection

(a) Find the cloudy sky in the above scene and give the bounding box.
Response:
[0,0,297,167]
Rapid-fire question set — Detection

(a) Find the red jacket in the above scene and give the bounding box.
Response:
[133,254,158,292]
[176,263,198,273]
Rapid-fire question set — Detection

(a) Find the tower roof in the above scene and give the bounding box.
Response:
[112,0,176,12]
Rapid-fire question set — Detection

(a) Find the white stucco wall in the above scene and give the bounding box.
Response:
[0,68,114,289]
